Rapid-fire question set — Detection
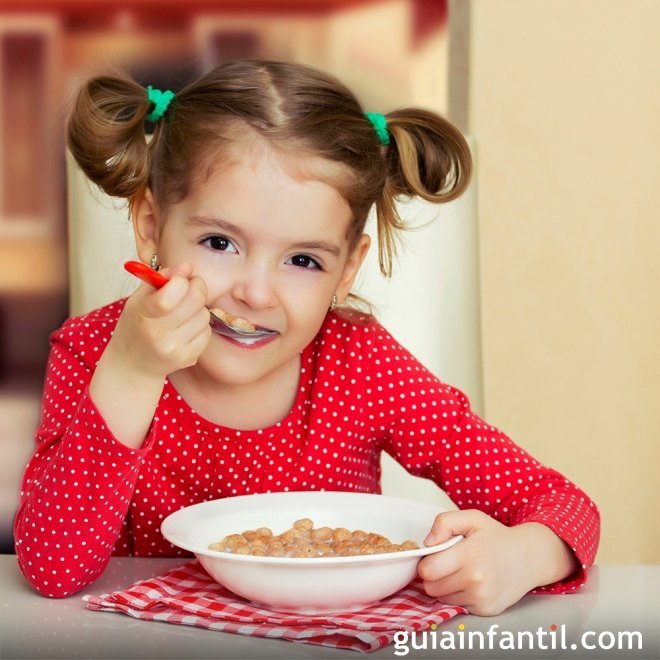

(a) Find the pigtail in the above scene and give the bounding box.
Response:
[374,108,473,277]
[66,72,154,201]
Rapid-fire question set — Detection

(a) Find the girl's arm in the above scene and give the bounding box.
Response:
[88,343,165,449]
[89,264,211,449]
[15,265,211,597]
[14,311,154,597]
[365,322,600,612]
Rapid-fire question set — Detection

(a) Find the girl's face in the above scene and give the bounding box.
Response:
[134,141,369,390]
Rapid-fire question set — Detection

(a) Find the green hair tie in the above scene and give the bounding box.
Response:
[146,85,175,122]
[365,111,390,146]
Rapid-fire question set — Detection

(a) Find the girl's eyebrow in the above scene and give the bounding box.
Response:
[187,214,342,257]
[291,240,341,257]
[187,214,243,235]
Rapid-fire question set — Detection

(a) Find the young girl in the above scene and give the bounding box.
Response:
[15,59,599,614]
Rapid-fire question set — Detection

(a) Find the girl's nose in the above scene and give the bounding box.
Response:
[230,263,279,310]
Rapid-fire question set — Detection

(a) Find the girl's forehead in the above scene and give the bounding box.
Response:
[201,132,347,189]
[193,141,350,210]
[180,146,353,242]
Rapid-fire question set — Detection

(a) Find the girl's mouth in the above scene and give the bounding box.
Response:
[219,333,279,349]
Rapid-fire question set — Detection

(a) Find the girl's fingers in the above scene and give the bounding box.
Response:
[420,565,477,610]
[147,310,212,370]
[424,587,472,610]
[424,509,484,546]
[177,307,213,345]
[145,273,208,324]
[135,263,198,318]
[421,567,469,600]
[173,318,213,369]
[188,323,213,358]
[138,274,190,317]
[160,301,212,345]
[424,582,471,607]
[172,276,209,327]
[417,543,463,582]
[159,262,194,280]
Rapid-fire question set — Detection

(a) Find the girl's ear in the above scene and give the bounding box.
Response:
[335,234,371,303]
[131,188,161,263]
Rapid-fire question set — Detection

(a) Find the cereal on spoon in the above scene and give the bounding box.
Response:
[210,307,256,333]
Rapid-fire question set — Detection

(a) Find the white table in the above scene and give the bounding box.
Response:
[1,556,658,659]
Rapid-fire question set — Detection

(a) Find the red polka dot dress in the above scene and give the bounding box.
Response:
[14,299,600,598]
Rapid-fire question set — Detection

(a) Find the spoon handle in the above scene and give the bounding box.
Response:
[124,260,170,289]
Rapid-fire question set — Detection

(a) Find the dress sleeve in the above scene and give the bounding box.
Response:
[13,320,157,598]
[364,321,600,594]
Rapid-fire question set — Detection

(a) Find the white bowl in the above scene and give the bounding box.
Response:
[161,491,461,614]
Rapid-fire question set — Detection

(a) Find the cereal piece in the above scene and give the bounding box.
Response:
[332,527,351,542]
[280,528,304,543]
[224,534,249,549]
[289,538,313,552]
[401,540,420,550]
[208,542,225,552]
[210,307,256,333]
[311,526,333,543]
[256,527,273,538]
[384,543,402,553]
[265,542,286,557]
[366,533,389,546]
[210,307,234,327]
[334,540,352,556]
[351,530,367,543]
[229,316,256,332]
[315,542,335,556]
[250,547,266,556]
[293,518,314,534]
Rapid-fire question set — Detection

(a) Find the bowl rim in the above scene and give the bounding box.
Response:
[161,491,463,565]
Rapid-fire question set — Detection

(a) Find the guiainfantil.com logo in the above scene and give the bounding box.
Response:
[392,622,643,656]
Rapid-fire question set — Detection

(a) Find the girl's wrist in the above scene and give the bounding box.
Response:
[89,343,167,449]
[512,522,578,589]
[104,333,170,383]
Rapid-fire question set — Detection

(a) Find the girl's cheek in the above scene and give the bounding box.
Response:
[282,268,332,292]
[197,260,239,291]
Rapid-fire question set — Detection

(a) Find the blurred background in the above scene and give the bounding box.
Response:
[0,0,658,567]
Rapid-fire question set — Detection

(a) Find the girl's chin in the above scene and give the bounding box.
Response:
[195,340,289,385]
[192,361,268,387]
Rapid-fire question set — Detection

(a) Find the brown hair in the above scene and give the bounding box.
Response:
[67,59,472,278]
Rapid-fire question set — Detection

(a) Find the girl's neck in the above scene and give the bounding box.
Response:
[168,354,302,431]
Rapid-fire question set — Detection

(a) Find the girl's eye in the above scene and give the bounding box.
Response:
[202,235,238,253]
[287,254,322,270]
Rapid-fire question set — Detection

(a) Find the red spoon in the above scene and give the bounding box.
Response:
[123,261,277,338]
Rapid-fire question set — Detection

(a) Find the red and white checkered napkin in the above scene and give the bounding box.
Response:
[84,560,466,653]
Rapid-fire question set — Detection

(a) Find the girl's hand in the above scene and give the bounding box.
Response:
[418,510,577,616]
[111,262,212,380]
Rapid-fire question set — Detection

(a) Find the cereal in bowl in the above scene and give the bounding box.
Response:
[208,518,420,557]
